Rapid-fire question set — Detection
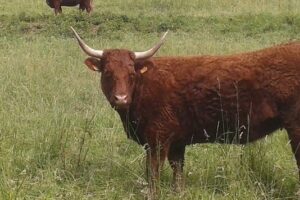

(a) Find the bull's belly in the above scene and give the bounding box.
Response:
[186,117,282,145]
[187,130,276,145]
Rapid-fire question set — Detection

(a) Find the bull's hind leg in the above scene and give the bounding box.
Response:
[168,143,186,192]
[287,128,300,179]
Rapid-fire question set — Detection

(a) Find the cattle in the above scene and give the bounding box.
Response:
[46,0,92,15]
[71,27,300,198]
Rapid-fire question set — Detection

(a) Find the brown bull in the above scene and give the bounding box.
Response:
[71,27,300,197]
[46,0,92,15]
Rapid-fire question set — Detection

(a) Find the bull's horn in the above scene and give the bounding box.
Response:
[134,30,169,60]
[71,27,103,58]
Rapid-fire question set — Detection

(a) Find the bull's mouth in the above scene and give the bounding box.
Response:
[112,101,130,110]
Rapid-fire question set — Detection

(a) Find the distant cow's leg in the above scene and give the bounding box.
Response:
[53,0,62,15]
[79,1,85,12]
[168,143,185,192]
[79,0,92,13]
[85,0,92,13]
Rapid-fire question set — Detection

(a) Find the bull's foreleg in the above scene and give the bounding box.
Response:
[145,144,168,199]
[168,143,185,192]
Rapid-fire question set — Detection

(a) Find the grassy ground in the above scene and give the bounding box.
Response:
[0,0,300,199]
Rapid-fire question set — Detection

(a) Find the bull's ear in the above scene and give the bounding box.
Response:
[84,57,102,72]
[134,60,153,74]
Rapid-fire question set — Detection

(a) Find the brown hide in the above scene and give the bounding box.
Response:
[125,43,300,145]
[46,0,92,14]
[82,42,300,195]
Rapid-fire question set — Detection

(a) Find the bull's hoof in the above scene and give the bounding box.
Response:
[141,187,158,200]
[173,184,184,193]
[172,177,185,193]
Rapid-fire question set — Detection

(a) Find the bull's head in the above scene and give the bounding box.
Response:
[71,27,168,109]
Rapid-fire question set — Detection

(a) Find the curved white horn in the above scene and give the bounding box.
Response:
[71,27,103,58]
[134,30,169,60]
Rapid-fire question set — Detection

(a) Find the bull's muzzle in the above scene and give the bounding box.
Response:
[113,94,129,109]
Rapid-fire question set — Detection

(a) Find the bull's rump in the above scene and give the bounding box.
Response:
[46,0,80,8]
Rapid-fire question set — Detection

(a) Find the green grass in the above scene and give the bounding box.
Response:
[0,0,300,199]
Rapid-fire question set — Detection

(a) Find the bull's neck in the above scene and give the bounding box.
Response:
[116,108,131,120]
[116,104,137,127]
[116,106,143,144]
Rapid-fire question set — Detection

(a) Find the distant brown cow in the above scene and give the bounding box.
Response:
[71,27,300,198]
[46,0,92,15]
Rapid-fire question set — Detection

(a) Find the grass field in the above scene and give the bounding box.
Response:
[1,0,300,199]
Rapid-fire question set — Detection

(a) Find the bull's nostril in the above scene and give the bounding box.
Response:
[115,95,127,102]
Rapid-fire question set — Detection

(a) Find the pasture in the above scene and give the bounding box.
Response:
[1,0,300,199]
